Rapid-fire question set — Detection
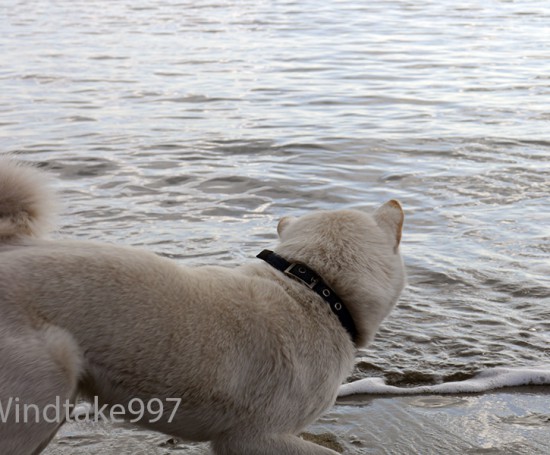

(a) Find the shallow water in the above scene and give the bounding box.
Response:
[1,0,549,450]
[43,389,550,455]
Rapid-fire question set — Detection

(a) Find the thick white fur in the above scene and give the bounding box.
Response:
[0,157,406,454]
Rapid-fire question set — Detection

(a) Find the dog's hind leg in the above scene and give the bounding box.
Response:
[211,433,341,455]
[0,325,82,455]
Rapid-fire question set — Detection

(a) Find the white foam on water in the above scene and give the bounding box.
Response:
[338,366,550,396]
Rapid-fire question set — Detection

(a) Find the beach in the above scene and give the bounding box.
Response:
[333,387,550,454]
[44,387,550,454]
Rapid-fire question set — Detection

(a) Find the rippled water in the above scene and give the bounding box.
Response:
[2,0,549,412]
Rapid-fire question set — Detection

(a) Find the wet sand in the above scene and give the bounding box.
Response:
[44,387,550,454]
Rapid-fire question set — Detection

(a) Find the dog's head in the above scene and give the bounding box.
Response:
[275,201,405,348]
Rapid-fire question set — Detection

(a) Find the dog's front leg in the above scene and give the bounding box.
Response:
[211,433,341,455]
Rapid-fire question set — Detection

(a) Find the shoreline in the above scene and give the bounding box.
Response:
[44,386,550,454]
[328,385,550,454]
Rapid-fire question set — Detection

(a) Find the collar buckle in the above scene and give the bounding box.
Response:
[284,263,319,289]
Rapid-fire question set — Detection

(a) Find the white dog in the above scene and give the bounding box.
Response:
[0,157,405,454]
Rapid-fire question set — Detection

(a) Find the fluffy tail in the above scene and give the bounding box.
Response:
[0,156,58,242]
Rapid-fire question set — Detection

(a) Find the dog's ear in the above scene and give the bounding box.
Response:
[277,216,296,237]
[374,200,404,249]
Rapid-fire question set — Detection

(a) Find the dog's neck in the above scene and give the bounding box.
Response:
[256,249,358,346]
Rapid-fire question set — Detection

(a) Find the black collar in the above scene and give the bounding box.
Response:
[256,249,358,345]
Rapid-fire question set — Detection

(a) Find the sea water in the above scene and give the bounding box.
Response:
[1,0,549,410]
